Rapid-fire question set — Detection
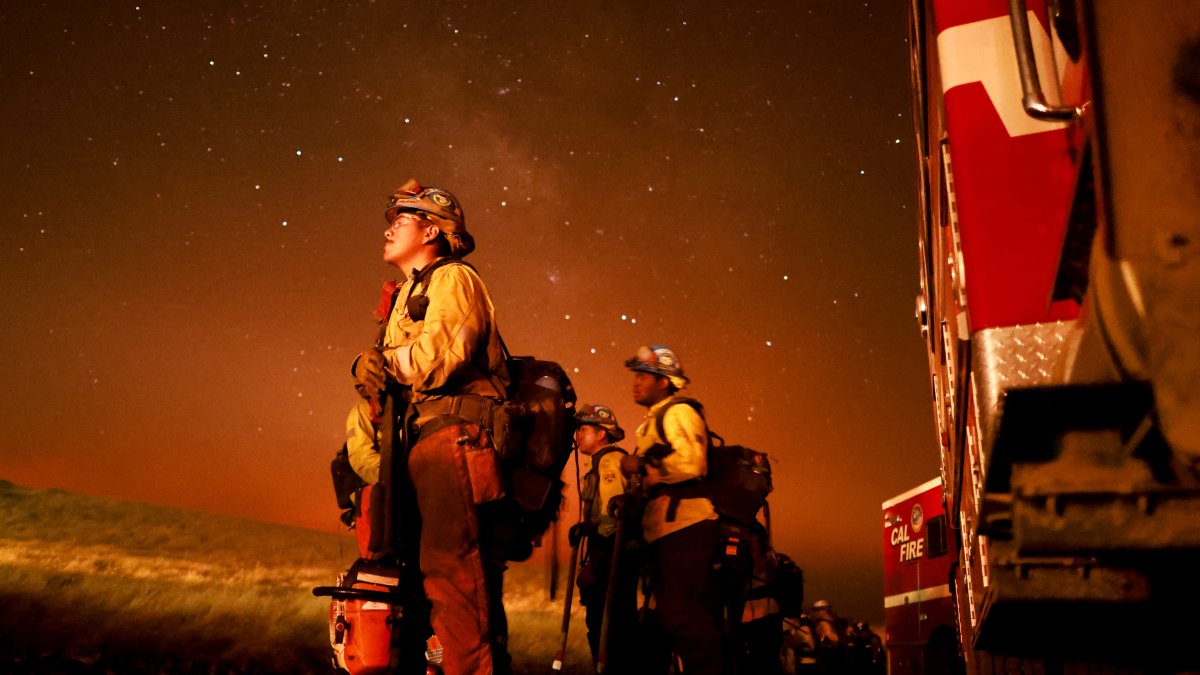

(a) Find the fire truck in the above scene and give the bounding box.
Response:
[882,478,958,675]
[908,0,1200,671]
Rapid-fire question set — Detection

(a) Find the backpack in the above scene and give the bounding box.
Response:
[330,442,367,527]
[653,397,773,526]
[495,352,578,548]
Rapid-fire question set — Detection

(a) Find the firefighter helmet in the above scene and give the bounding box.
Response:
[574,403,625,442]
[625,344,690,389]
[384,179,475,257]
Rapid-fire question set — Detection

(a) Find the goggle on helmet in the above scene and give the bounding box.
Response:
[385,179,465,226]
[624,344,690,389]
[384,179,475,257]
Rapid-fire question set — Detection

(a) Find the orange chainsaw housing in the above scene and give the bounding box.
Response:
[315,560,402,674]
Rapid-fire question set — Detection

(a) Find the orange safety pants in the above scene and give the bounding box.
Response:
[408,421,507,675]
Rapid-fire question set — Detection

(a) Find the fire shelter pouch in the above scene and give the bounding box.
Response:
[466,446,505,505]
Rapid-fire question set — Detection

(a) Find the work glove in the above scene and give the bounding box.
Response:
[352,348,387,399]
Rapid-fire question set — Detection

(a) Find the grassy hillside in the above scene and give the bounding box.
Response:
[0,480,590,674]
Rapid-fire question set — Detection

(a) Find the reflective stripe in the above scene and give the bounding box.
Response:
[883,583,952,608]
[881,477,941,509]
[937,14,1069,138]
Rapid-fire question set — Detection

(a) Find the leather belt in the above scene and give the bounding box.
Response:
[412,394,501,441]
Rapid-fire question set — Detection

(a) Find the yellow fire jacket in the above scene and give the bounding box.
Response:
[346,258,508,485]
[345,398,380,485]
[581,445,630,538]
[381,259,508,403]
[635,395,717,543]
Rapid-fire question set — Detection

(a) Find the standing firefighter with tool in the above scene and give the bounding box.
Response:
[620,345,733,675]
[570,403,640,673]
[350,179,512,675]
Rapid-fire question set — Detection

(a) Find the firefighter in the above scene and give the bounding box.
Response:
[735,523,785,675]
[851,621,885,675]
[809,600,846,675]
[619,344,733,675]
[344,397,389,562]
[782,613,819,675]
[351,179,512,675]
[569,403,640,672]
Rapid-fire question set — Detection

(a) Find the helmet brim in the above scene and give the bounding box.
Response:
[625,362,689,388]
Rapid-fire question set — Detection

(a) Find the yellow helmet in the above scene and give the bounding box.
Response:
[384,179,475,257]
[625,344,689,389]
[574,403,626,442]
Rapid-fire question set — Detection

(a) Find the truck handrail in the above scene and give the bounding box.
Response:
[1007,0,1081,121]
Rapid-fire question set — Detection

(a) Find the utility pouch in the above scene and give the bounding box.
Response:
[576,558,600,594]
[465,445,505,505]
[490,404,512,461]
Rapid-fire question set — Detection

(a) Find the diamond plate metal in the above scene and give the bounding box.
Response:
[972,321,1075,461]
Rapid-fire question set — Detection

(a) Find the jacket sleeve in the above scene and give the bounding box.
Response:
[382,265,487,391]
[598,452,630,511]
[596,451,629,537]
[658,403,708,483]
[345,398,380,485]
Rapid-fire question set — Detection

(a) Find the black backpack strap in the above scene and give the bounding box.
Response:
[590,444,627,467]
[404,257,479,322]
[647,397,709,522]
[404,258,511,397]
[652,396,704,447]
[584,445,627,518]
[371,258,471,347]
